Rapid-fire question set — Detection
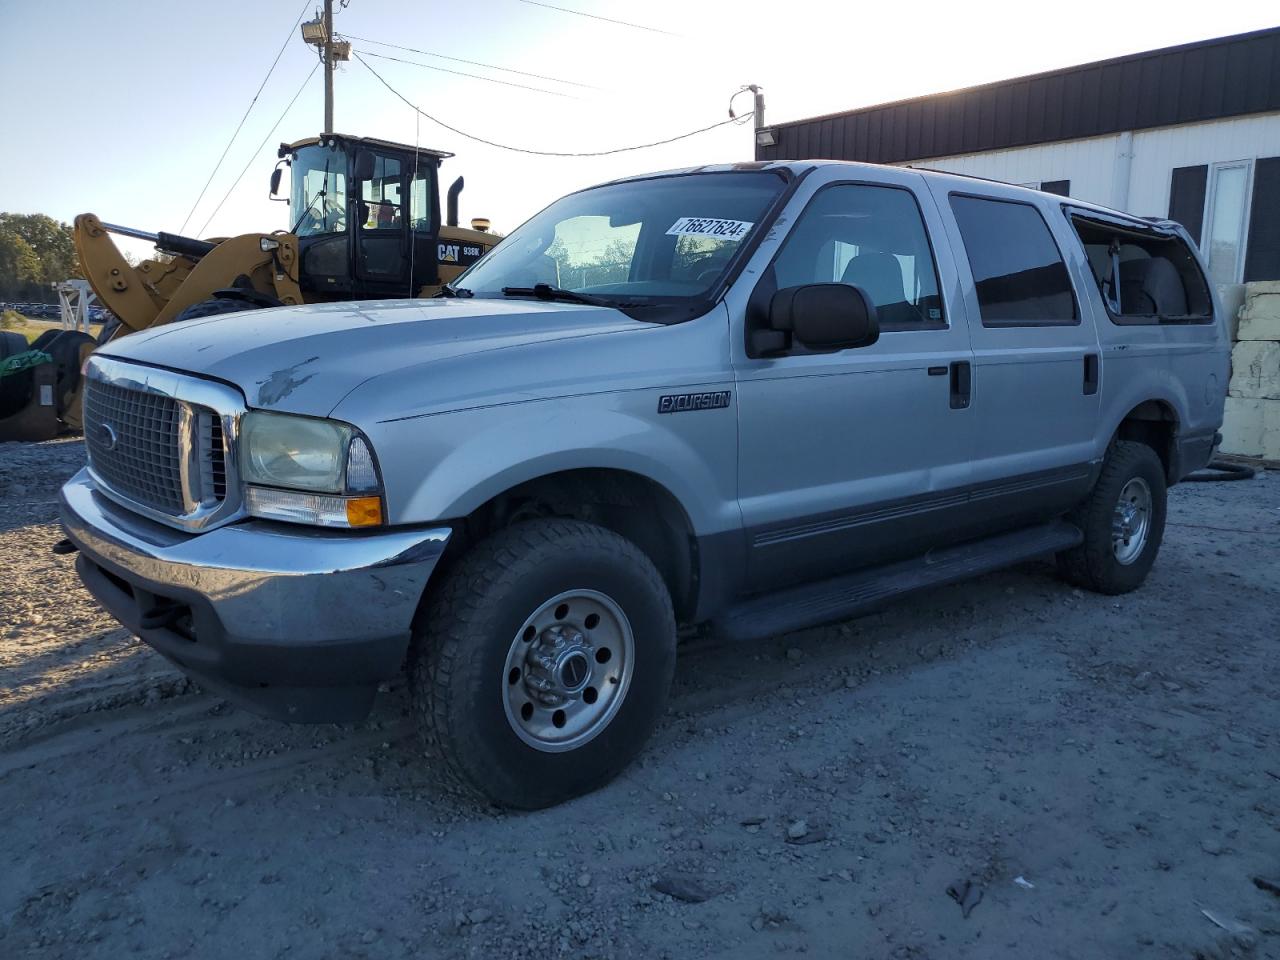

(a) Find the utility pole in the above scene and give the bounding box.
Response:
[323,0,334,134]
[742,84,773,158]
[302,4,349,133]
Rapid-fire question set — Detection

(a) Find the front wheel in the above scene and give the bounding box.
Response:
[409,519,677,809]
[1057,441,1168,595]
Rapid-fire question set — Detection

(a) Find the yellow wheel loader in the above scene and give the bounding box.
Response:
[0,134,499,441]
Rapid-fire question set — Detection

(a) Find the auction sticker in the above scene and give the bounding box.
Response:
[666,217,754,240]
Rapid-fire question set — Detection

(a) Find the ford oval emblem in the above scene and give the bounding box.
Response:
[99,422,118,451]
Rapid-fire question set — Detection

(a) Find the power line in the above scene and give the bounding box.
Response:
[517,0,676,36]
[338,32,597,89]
[198,62,320,237]
[179,0,312,234]
[354,51,748,157]
[353,49,576,99]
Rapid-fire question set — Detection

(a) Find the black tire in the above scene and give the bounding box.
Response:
[1183,459,1257,482]
[0,330,35,419]
[1057,441,1167,595]
[409,518,677,809]
[171,298,259,324]
[28,329,95,415]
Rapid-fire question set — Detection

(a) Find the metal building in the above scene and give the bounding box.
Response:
[755,26,1280,286]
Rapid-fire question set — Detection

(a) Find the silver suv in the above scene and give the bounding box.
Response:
[59,161,1228,808]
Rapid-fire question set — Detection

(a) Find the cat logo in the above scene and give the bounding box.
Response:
[438,243,460,263]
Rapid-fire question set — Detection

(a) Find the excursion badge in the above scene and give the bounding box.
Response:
[657,391,732,414]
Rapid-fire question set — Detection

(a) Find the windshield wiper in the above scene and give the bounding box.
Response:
[501,283,608,306]
[438,282,473,298]
[290,156,330,234]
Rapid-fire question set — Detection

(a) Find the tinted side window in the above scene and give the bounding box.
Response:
[949,195,1077,326]
[773,184,945,330]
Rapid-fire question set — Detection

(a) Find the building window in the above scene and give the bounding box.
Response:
[948,194,1077,326]
[1203,160,1253,285]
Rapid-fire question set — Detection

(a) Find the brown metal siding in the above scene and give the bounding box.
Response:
[756,27,1280,163]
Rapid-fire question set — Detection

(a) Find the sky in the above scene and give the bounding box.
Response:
[1,0,1276,264]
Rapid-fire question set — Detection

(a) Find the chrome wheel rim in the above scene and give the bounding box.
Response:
[502,589,634,753]
[1112,477,1152,565]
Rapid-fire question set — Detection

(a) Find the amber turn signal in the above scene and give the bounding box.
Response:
[345,496,383,527]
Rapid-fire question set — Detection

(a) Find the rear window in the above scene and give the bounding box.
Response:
[949,194,1077,326]
[1071,217,1213,324]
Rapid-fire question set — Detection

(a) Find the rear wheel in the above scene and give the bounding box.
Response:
[409,518,677,809]
[1057,441,1167,595]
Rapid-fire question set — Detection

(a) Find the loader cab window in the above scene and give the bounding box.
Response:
[360,156,402,230]
[289,144,347,237]
[409,164,434,233]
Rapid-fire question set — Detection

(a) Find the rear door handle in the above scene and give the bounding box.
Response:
[949,360,971,409]
[1083,353,1100,395]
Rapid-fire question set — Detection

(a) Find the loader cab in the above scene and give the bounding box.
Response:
[278,134,452,299]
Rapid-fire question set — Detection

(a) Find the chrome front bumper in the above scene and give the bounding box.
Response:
[59,468,451,721]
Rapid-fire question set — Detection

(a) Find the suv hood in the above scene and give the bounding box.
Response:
[98,298,643,415]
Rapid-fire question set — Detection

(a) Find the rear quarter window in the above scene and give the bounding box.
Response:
[1070,217,1213,325]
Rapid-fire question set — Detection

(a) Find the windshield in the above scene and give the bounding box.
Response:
[455,172,786,314]
[289,143,347,237]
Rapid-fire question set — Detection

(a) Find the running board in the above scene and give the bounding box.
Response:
[716,520,1083,643]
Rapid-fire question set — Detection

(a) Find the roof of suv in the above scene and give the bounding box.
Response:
[600,159,1180,235]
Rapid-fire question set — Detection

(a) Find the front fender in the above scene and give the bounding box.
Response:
[368,389,740,538]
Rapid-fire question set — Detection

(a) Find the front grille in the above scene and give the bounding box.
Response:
[198,411,228,503]
[84,379,186,514]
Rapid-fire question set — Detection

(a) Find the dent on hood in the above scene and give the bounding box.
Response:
[256,356,319,407]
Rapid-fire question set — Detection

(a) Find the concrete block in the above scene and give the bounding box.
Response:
[1242,280,1280,297]
[1237,281,1280,341]
[1228,341,1280,399]
[1220,396,1280,459]
[1237,297,1280,341]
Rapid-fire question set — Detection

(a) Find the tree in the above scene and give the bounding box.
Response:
[0,232,42,300]
[0,213,80,285]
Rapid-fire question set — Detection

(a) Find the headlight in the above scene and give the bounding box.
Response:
[240,411,384,528]
[241,411,350,492]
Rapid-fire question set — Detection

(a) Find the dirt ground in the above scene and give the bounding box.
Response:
[1,439,1278,960]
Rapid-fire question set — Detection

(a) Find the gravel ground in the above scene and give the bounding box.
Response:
[1,439,1278,959]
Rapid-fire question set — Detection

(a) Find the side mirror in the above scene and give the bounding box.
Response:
[768,283,879,350]
[269,167,283,196]
[353,149,376,182]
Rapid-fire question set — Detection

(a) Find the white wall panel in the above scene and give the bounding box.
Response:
[915,113,1280,221]
[918,135,1122,207]
[1127,114,1280,218]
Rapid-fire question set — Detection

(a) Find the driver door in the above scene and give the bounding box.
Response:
[354,153,408,293]
[733,172,978,590]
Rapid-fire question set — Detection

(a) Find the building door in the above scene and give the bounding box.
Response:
[1203,160,1253,285]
